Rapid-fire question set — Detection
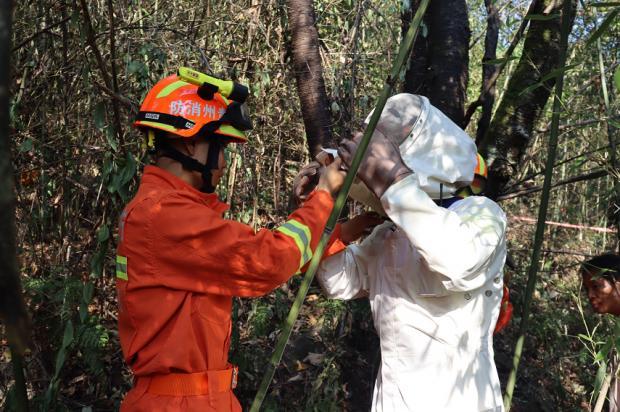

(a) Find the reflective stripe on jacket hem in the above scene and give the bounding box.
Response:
[116,255,128,280]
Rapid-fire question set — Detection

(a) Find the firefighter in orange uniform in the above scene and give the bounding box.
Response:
[116,71,345,411]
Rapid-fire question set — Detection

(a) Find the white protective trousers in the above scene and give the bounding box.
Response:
[318,174,507,411]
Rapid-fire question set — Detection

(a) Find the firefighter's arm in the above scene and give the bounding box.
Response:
[381,174,507,292]
[150,188,336,297]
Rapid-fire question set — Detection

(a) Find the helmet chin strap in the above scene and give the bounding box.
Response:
[201,139,222,193]
[156,137,222,193]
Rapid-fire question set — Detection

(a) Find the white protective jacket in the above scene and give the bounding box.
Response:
[318,175,507,411]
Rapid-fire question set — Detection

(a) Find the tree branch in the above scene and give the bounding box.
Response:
[76,0,111,88]
[497,168,608,201]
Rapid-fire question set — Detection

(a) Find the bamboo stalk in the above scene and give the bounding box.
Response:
[594,368,612,412]
[249,1,431,410]
[503,0,573,409]
[595,14,620,250]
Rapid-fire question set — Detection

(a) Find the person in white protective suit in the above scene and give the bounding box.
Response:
[318,94,507,412]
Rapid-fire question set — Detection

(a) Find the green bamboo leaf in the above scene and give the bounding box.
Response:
[93,101,106,131]
[61,320,74,348]
[82,282,95,303]
[127,60,147,77]
[591,2,620,7]
[518,64,579,95]
[542,64,579,83]
[595,348,609,362]
[90,248,106,278]
[587,9,620,45]
[614,66,620,91]
[97,225,110,243]
[52,320,74,380]
[483,56,519,65]
[577,333,593,342]
[120,152,137,185]
[18,138,32,153]
[79,303,88,323]
[594,360,608,396]
[524,13,560,21]
[614,317,620,335]
[105,126,118,152]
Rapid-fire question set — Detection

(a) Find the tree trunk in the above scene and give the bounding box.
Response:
[0,0,28,351]
[475,0,500,144]
[402,0,470,126]
[478,0,577,199]
[0,0,30,407]
[287,0,334,158]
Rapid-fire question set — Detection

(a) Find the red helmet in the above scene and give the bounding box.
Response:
[134,74,250,143]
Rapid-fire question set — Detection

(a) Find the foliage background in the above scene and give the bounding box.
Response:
[1,0,619,410]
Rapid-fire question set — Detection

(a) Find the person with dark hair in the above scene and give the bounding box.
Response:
[582,253,620,316]
[581,253,620,412]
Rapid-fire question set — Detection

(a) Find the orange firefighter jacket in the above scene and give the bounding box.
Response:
[116,165,337,411]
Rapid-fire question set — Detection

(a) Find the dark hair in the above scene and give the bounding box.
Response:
[582,253,620,282]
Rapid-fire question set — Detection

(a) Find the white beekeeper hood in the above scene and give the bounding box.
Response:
[349,93,477,213]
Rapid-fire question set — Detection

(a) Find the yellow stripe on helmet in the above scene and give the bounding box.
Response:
[137,120,178,132]
[156,80,190,99]
[217,124,247,142]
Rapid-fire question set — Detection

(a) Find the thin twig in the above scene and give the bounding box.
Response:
[12,16,71,52]
[511,248,599,257]
[536,115,620,133]
[510,216,617,233]
[106,0,124,149]
[505,143,613,191]
[93,82,139,113]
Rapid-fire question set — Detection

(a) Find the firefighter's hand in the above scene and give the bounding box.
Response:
[340,212,385,244]
[292,161,322,207]
[338,131,412,198]
[316,157,345,198]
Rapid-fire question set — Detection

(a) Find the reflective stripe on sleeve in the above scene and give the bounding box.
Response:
[276,219,312,271]
[116,255,128,281]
